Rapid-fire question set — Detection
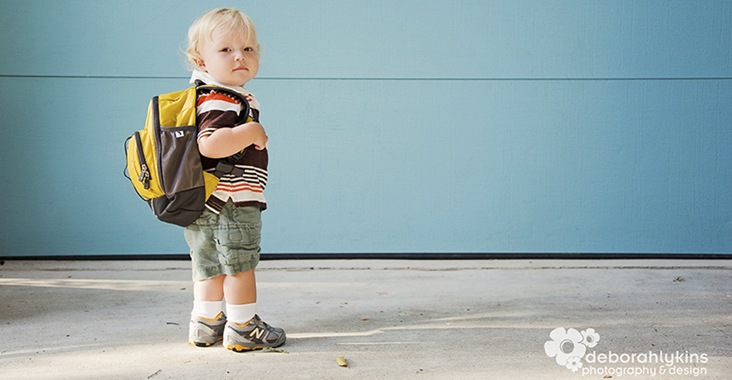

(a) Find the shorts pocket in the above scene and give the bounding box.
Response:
[214,223,261,265]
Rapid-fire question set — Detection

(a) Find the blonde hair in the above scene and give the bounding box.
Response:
[184,8,261,71]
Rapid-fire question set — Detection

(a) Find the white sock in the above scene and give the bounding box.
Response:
[191,300,224,320]
[226,303,257,325]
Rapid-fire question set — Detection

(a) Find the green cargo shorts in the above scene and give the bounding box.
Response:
[184,202,261,282]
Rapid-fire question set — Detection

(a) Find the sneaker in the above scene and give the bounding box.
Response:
[223,314,286,352]
[188,312,226,347]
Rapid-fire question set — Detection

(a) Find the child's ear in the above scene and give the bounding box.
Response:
[192,54,206,71]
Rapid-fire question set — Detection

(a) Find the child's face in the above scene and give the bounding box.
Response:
[196,23,259,87]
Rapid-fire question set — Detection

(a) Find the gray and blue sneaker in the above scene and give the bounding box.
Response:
[223,314,286,352]
[189,312,226,347]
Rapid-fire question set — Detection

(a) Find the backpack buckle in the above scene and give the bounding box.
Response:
[213,161,246,178]
[213,161,234,178]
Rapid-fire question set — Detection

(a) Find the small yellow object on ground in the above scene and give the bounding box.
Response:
[336,357,348,368]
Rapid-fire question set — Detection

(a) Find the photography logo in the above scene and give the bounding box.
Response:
[543,327,709,377]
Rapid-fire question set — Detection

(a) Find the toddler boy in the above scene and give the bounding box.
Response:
[182,7,285,352]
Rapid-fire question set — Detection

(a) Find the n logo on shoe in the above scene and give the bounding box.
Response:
[249,327,265,340]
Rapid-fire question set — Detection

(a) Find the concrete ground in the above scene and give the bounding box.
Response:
[0,259,730,380]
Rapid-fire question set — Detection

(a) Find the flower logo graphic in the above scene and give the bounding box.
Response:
[545,327,600,372]
[581,328,600,348]
[544,328,586,365]
[566,356,583,372]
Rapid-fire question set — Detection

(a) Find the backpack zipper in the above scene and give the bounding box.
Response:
[134,131,151,189]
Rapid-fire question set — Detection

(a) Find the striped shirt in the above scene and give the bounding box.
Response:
[196,88,268,213]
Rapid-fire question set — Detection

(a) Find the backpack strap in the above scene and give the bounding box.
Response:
[194,81,258,179]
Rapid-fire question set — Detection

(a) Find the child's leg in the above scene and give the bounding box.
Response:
[194,274,226,301]
[192,275,225,320]
[223,270,257,304]
[224,270,258,324]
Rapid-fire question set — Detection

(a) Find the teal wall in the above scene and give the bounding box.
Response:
[1,1,730,257]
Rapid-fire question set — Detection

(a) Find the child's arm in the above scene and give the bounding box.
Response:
[198,121,268,158]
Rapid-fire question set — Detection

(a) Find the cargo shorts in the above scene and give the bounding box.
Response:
[184,201,261,282]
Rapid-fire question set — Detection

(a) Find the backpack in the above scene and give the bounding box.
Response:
[124,83,253,227]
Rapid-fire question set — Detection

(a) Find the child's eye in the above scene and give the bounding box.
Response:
[244,47,254,52]
[220,48,232,52]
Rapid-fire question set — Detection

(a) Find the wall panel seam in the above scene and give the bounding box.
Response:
[2,75,731,81]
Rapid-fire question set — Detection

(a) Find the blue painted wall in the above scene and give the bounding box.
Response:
[1,1,730,257]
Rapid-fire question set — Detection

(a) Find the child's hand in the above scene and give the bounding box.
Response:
[254,137,268,150]
[250,122,268,150]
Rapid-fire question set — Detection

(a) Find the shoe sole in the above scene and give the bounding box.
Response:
[189,337,223,347]
[224,339,285,352]
[225,343,263,352]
